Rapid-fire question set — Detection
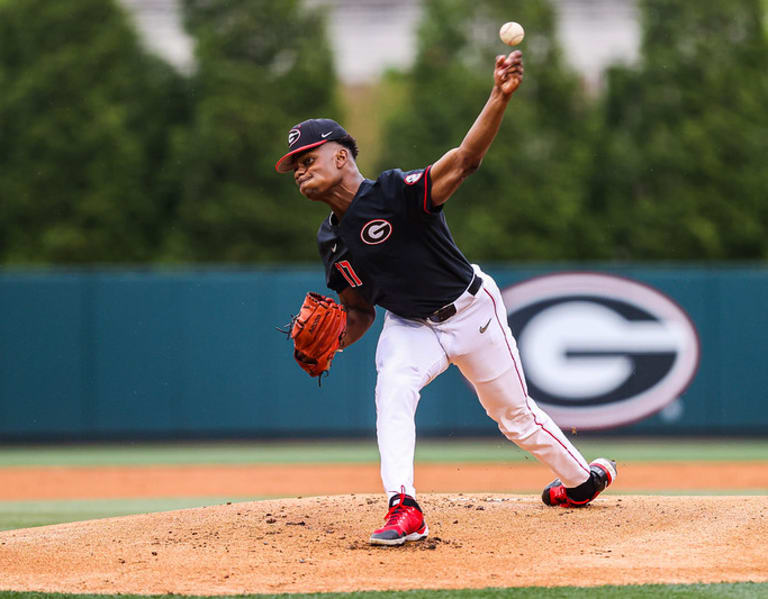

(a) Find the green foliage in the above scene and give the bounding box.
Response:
[0,0,338,264]
[590,0,768,259]
[162,0,341,262]
[0,0,185,263]
[3,0,768,264]
[376,0,597,261]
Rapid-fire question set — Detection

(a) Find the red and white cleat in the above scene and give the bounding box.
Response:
[370,490,429,546]
[542,458,617,507]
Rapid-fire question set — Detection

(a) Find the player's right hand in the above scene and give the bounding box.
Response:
[494,51,524,96]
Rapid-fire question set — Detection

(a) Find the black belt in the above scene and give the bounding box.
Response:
[426,275,483,323]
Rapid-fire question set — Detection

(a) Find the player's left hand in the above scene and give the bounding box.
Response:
[287,292,347,379]
[494,51,524,96]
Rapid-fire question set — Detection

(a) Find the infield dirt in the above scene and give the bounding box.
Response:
[1,494,767,594]
[0,462,767,594]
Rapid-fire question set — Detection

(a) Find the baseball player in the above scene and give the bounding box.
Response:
[275,51,616,546]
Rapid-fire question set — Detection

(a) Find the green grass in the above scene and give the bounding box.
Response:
[1,438,766,466]
[1,583,767,598]
[0,497,257,531]
[0,438,764,531]
[0,438,765,532]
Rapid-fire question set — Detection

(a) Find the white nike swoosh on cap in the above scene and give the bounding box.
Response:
[320,131,333,138]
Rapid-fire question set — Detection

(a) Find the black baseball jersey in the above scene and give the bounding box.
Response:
[317,166,474,319]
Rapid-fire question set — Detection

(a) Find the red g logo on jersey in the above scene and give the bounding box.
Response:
[361,219,392,245]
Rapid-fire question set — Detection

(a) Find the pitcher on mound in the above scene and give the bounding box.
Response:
[275,50,616,546]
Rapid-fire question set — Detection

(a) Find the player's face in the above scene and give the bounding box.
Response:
[293,143,342,199]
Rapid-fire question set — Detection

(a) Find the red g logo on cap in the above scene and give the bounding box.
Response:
[288,129,301,147]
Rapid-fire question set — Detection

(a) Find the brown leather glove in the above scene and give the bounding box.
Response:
[290,292,347,378]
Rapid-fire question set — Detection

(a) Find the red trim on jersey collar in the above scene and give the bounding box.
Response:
[274,140,330,173]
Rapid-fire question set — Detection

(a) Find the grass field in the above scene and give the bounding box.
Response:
[2,437,767,466]
[1,438,766,598]
[2,437,766,530]
[1,438,767,526]
[1,584,768,598]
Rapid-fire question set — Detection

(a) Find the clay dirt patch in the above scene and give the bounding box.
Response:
[2,462,767,500]
[1,494,766,595]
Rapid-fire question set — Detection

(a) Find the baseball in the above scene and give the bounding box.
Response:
[499,21,525,46]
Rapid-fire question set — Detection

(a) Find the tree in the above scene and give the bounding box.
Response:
[376,0,597,261]
[163,0,341,262]
[590,0,768,259]
[0,0,185,263]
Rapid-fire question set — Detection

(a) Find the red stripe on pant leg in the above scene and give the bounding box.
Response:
[483,288,590,477]
[483,289,527,394]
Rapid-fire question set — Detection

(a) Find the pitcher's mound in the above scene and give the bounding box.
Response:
[1,494,766,595]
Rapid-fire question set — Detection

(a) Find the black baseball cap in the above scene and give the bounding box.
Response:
[274,118,349,173]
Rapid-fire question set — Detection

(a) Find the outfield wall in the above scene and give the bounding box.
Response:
[0,267,766,439]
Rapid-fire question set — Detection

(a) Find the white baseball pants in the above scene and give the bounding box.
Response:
[374,266,591,498]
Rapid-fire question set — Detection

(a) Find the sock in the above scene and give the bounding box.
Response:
[565,472,598,503]
[389,493,422,511]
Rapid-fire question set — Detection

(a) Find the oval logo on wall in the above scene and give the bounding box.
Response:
[361,219,393,245]
[501,272,700,430]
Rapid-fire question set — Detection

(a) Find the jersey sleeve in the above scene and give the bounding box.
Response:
[324,260,349,293]
[387,166,443,215]
[317,220,349,294]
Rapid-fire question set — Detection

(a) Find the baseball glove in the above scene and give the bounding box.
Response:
[288,292,347,378]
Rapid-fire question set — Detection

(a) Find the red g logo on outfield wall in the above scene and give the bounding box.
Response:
[502,273,700,430]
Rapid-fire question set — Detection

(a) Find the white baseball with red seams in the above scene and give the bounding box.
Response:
[375,265,591,499]
[499,21,525,46]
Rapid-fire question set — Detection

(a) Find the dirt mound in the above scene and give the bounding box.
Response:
[1,494,766,595]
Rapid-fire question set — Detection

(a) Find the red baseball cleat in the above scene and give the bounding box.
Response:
[542,458,617,507]
[370,489,428,546]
